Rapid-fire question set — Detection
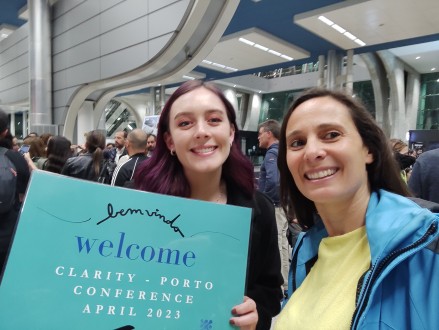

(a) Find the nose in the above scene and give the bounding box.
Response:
[304,139,326,161]
[194,121,210,139]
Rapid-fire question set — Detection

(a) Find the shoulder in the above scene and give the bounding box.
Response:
[5,150,27,168]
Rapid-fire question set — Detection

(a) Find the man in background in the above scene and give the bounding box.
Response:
[257,119,289,299]
[146,133,156,158]
[111,129,148,187]
[113,130,128,164]
[408,147,439,203]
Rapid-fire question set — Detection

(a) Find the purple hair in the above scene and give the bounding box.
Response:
[134,80,255,198]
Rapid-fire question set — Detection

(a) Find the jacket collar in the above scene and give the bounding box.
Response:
[295,190,438,265]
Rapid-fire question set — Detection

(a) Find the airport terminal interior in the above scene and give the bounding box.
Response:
[0,0,438,157]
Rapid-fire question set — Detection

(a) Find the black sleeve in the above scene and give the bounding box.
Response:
[6,150,30,194]
[246,191,283,330]
[113,162,132,187]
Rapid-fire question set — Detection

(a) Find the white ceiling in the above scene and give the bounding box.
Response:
[203,0,439,78]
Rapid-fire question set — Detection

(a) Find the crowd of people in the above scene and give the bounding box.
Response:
[1,81,439,329]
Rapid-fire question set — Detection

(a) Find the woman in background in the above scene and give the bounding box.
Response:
[61,130,107,181]
[135,80,282,330]
[274,88,439,329]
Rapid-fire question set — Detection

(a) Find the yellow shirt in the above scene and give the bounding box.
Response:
[274,226,370,330]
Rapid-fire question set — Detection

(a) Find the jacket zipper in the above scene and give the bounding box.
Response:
[350,222,437,329]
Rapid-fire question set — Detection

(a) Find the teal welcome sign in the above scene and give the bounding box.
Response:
[0,171,251,329]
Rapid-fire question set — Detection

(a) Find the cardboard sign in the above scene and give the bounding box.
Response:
[0,171,251,329]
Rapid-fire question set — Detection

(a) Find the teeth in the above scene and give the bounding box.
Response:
[307,169,336,180]
[194,147,215,153]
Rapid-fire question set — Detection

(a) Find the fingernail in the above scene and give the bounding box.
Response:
[231,308,237,315]
[230,319,235,325]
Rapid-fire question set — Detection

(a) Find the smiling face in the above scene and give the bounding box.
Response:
[164,87,235,179]
[285,96,373,208]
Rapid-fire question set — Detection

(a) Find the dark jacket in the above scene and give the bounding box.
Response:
[408,148,439,203]
[228,188,283,330]
[258,143,280,205]
[111,153,147,187]
[1,149,30,271]
[61,153,100,181]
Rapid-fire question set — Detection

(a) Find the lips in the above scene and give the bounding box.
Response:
[305,168,337,180]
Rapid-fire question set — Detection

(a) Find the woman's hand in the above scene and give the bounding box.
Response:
[230,296,258,330]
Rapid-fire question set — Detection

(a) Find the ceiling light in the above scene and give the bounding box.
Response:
[280,54,293,61]
[254,44,269,51]
[344,32,356,40]
[437,79,439,82]
[239,37,255,46]
[202,60,212,65]
[318,16,333,26]
[182,75,196,80]
[432,68,436,71]
[315,16,365,47]
[354,39,366,47]
[268,49,282,56]
[416,56,421,60]
[212,62,226,69]
[332,24,346,33]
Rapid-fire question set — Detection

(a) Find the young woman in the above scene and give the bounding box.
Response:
[274,88,439,329]
[135,80,283,330]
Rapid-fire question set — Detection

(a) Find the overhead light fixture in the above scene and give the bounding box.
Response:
[416,56,421,60]
[238,36,295,62]
[317,15,366,47]
[0,24,18,41]
[202,60,238,72]
[432,68,436,71]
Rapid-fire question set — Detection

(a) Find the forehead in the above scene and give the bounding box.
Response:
[289,96,354,127]
[115,132,124,138]
[147,136,156,141]
[171,87,226,113]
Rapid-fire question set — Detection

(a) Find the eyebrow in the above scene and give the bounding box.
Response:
[173,109,225,120]
[286,122,344,137]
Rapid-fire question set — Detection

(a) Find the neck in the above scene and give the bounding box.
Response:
[187,171,226,204]
[316,192,370,236]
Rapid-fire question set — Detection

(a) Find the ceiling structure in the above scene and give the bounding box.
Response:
[1,0,438,87]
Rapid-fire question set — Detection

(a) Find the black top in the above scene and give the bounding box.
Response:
[111,153,147,187]
[61,153,99,181]
[228,189,283,329]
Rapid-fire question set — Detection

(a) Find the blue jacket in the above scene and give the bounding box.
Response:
[258,143,280,205]
[288,190,439,329]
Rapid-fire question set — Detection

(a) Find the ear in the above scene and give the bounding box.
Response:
[365,148,374,165]
[229,124,235,145]
[164,132,174,152]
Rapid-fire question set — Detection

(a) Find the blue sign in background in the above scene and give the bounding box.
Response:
[0,171,251,329]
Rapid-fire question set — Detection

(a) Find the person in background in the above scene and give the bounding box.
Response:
[111,129,148,187]
[0,109,30,272]
[257,119,289,300]
[112,130,128,164]
[61,130,107,182]
[25,136,72,174]
[274,88,439,329]
[389,138,416,182]
[408,147,439,204]
[146,133,156,158]
[135,80,282,330]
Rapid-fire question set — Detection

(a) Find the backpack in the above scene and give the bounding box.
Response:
[0,147,17,213]
[97,160,112,185]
